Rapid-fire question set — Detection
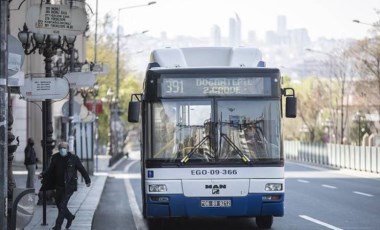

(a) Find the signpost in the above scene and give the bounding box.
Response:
[26,4,87,36]
[20,77,69,101]
[61,100,81,117]
[64,72,96,88]
[92,63,109,74]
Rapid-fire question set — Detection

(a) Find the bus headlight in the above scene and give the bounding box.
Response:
[265,183,283,191]
[148,184,167,192]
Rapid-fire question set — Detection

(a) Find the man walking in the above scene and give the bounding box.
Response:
[38,142,91,230]
[24,138,37,188]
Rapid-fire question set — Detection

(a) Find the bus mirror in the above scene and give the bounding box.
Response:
[128,101,140,123]
[285,97,297,118]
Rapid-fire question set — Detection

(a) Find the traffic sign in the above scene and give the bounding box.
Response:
[64,72,96,88]
[61,100,81,117]
[26,4,87,36]
[20,77,69,101]
[92,63,109,74]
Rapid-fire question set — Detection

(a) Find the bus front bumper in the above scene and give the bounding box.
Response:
[146,193,284,218]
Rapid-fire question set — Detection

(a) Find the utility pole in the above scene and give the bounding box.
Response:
[0,0,8,228]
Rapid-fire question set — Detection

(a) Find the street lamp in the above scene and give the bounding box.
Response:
[18,22,76,160]
[18,22,76,225]
[353,19,380,28]
[305,48,334,58]
[116,1,156,99]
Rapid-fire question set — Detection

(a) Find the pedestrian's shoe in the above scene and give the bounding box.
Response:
[65,215,75,229]
[52,226,61,230]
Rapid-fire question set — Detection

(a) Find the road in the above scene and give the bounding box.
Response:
[92,150,380,230]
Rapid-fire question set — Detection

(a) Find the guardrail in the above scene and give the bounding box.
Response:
[284,141,380,174]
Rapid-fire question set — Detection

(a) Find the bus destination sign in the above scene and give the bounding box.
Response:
[161,77,271,97]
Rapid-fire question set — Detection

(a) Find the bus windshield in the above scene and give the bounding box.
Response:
[151,99,281,164]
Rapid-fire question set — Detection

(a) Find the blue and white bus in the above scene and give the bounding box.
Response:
[128,47,297,229]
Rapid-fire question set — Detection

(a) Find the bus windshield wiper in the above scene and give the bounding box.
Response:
[220,133,252,165]
[180,136,210,165]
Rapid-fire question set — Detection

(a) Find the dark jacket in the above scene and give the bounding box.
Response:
[40,152,91,192]
[24,145,37,165]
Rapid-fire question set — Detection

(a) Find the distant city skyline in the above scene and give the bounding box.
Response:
[87,0,380,41]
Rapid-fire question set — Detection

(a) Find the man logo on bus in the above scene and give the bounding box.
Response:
[205,184,226,194]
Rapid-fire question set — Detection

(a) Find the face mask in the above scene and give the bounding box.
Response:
[59,148,68,157]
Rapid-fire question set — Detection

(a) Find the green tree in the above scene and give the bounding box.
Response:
[293,77,331,142]
[85,13,143,145]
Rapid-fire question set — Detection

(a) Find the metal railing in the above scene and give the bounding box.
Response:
[284,141,380,174]
[11,188,36,230]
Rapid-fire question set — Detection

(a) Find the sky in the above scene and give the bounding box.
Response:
[86,0,380,41]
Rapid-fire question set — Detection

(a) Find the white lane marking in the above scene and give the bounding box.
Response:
[110,156,128,170]
[297,179,310,183]
[124,160,148,230]
[299,215,343,230]
[353,191,374,197]
[109,173,141,179]
[322,184,337,189]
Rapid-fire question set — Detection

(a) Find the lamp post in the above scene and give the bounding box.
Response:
[18,23,76,159]
[116,1,156,99]
[353,19,380,28]
[18,22,76,225]
[112,1,155,159]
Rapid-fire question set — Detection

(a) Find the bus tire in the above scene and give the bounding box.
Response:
[256,216,273,229]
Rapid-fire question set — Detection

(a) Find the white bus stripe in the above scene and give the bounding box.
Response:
[353,191,374,197]
[322,184,337,189]
[124,160,148,230]
[299,215,343,230]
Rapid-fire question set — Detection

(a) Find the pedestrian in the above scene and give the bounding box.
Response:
[38,141,91,230]
[24,138,38,188]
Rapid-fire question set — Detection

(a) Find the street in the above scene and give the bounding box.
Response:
[92,150,380,230]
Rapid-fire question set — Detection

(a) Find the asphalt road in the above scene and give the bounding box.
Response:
[92,151,380,230]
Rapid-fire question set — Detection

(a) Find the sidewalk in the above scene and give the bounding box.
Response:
[13,155,120,230]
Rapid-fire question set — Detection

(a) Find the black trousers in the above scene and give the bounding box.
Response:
[54,187,74,228]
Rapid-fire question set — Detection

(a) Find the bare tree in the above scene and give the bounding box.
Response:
[348,14,380,134]
[329,49,355,144]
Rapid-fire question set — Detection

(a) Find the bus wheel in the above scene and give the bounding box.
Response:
[256,216,273,229]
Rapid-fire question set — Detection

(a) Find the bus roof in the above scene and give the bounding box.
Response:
[149,47,264,69]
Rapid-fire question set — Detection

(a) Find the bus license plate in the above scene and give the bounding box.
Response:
[201,200,231,207]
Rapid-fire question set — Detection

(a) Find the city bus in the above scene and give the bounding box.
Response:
[128,47,296,229]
